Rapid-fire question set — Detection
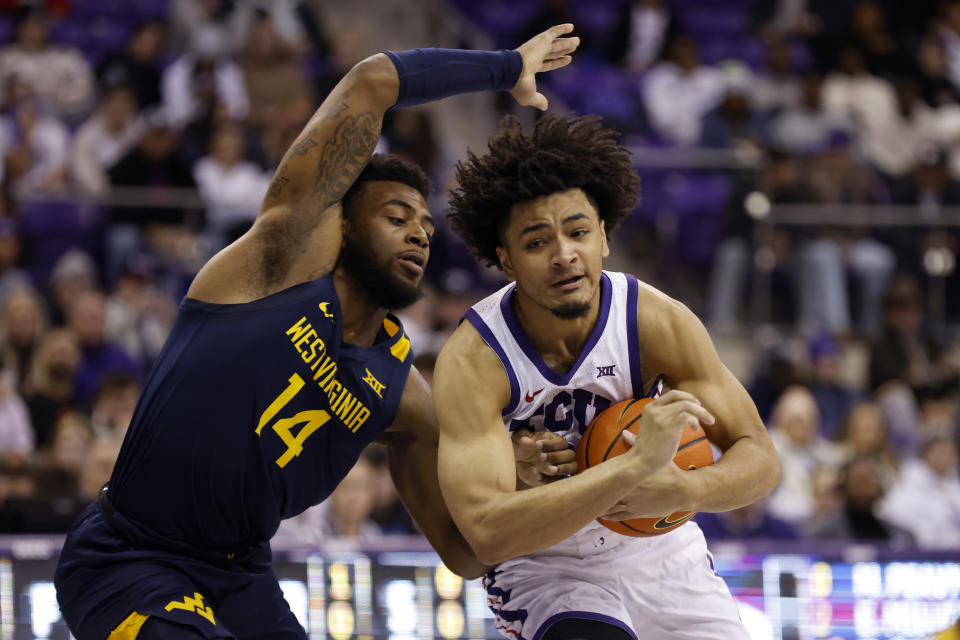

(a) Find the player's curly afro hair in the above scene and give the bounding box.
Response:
[448,114,641,268]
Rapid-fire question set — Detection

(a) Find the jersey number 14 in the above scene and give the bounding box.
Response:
[256,373,330,468]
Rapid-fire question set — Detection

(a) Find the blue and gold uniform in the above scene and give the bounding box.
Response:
[55,275,413,639]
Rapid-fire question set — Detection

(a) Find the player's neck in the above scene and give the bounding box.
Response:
[332,269,388,346]
[511,286,601,365]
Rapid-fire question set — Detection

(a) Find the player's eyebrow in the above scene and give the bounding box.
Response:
[520,213,589,237]
[383,199,435,228]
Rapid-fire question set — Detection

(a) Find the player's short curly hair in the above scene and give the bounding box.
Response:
[343,153,431,219]
[448,114,641,268]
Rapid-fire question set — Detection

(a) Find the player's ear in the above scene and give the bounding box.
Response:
[496,246,516,282]
[600,220,609,259]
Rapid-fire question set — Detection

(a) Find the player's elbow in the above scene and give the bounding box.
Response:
[765,453,782,495]
[345,54,400,110]
[468,526,516,566]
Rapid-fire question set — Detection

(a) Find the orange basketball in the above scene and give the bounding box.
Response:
[576,397,713,537]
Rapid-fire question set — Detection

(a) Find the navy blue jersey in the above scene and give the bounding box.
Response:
[108,275,413,551]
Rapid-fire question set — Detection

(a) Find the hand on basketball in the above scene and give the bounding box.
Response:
[623,390,715,472]
[600,463,691,520]
[510,24,580,110]
[512,429,577,487]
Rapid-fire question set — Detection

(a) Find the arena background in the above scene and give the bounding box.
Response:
[0,0,957,638]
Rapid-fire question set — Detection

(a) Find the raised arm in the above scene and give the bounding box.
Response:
[434,321,711,566]
[187,26,580,304]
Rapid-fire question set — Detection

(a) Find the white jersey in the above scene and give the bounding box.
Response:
[466,270,748,640]
[466,270,661,557]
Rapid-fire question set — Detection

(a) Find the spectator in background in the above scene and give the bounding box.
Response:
[76,437,122,504]
[0,78,69,195]
[807,456,913,544]
[325,453,382,540]
[168,0,251,58]
[105,259,177,366]
[836,401,900,487]
[821,45,897,131]
[751,38,802,115]
[0,6,94,120]
[161,35,249,131]
[90,373,141,440]
[939,0,960,93]
[192,121,269,245]
[0,216,31,309]
[0,287,47,391]
[748,340,804,423]
[239,9,312,129]
[707,150,805,331]
[47,249,98,327]
[864,79,942,182]
[881,435,960,549]
[810,465,843,524]
[850,0,909,78]
[869,274,960,400]
[0,412,93,533]
[383,109,443,185]
[96,20,167,112]
[800,131,894,336]
[70,85,143,196]
[772,73,850,154]
[23,328,79,449]
[642,35,724,146]
[914,31,959,108]
[363,443,417,536]
[108,110,197,227]
[808,332,860,439]
[695,499,800,540]
[767,385,845,524]
[66,289,140,406]
[0,366,32,455]
[699,63,770,151]
[617,0,674,72]
[42,412,92,491]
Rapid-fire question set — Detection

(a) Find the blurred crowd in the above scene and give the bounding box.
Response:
[0,0,957,551]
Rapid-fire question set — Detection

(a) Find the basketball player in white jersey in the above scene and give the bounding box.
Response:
[433,114,781,640]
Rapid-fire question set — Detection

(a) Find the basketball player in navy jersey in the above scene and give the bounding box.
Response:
[433,115,781,640]
[54,27,581,640]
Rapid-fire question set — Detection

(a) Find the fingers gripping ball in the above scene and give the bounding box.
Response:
[576,397,713,536]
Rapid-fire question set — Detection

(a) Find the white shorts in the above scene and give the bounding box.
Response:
[482,521,748,640]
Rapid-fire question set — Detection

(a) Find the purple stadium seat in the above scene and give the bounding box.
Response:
[48,20,87,49]
[19,200,105,289]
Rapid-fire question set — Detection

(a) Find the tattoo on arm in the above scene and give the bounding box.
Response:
[290,132,319,157]
[266,174,289,200]
[313,112,379,204]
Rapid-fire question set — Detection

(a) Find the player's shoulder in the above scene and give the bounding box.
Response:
[436,320,509,386]
[633,277,695,329]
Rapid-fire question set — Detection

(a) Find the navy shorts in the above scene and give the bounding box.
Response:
[54,502,306,640]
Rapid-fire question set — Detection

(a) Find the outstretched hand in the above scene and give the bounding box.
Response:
[512,428,578,487]
[510,24,580,110]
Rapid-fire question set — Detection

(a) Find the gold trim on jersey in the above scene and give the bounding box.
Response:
[107,611,149,640]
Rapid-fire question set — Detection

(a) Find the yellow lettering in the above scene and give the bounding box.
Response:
[324,378,341,399]
[313,356,336,381]
[348,407,370,433]
[257,374,305,435]
[272,410,330,467]
[334,393,356,422]
[303,338,325,365]
[345,401,362,424]
[294,329,318,357]
[285,317,311,342]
